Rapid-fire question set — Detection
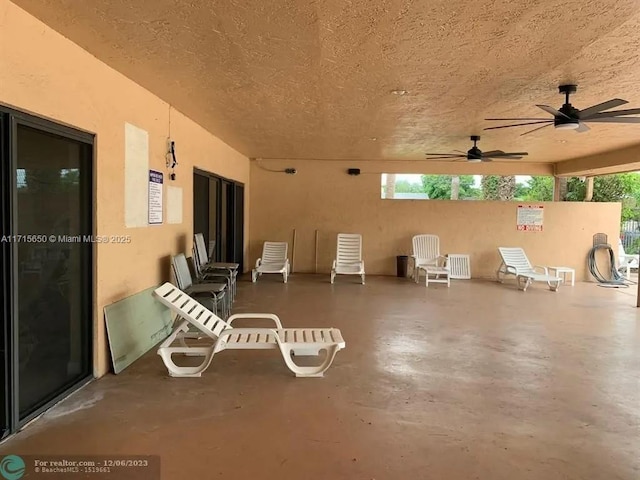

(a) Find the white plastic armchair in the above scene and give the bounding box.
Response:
[618,238,639,279]
[412,234,447,283]
[252,241,290,283]
[331,233,365,284]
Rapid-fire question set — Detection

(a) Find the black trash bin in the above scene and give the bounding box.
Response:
[396,255,409,278]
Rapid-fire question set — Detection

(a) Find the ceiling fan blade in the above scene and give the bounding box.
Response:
[484,155,524,160]
[582,108,640,119]
[536,105,570,118]
[480,150,504,157]
[520,123,553,136]
[425,155,465,160]
[453,150,467,154]
[484,120,552,131]
[484,118,551,121]
[490,152,529,157]
[582,117,640,123]
[578,99,628,118]
[575,122,590,133]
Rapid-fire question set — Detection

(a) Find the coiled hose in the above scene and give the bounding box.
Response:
[587,244,629,287]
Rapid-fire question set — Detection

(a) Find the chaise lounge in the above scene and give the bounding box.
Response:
[496,247,562,291]
[153,282,345,378]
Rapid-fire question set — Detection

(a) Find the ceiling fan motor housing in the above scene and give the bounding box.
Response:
[467,145,482,160]
[556,104,580,128]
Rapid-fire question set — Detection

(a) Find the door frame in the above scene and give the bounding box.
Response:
[0,104,95,436]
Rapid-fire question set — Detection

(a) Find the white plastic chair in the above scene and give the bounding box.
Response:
[412,234,447,283]
[252,242,290,283]
[153,282,345,378]
[496,247,562,291]
[331,233,365,284]
[618,238,639,279]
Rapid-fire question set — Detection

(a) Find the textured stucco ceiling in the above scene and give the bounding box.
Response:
[10,0,640,164]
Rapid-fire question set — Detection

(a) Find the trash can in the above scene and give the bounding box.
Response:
[396,255,409,278]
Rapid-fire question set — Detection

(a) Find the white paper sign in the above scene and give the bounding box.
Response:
[167,186,183,224]
[124,123,149,228]
[148,170,163,224]
[517,205,543,232]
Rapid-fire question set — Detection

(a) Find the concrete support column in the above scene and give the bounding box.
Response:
[584,177,594,202]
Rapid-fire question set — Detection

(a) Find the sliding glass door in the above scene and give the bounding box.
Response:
[1,107,94,436]
[193,169,244,271]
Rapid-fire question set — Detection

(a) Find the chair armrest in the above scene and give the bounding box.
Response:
[332,260,337,269]
[533,265,549,274]
[227,313,283,329]
[255,257,262,268]
[504,265,518,275]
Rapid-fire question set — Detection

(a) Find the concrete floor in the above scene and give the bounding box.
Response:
[1,274,639,479]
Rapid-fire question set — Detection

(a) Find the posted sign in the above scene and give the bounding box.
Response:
[517,205,543,232]
[148,170,163,224]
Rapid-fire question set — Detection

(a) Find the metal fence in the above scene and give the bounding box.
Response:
[621,221,640,254]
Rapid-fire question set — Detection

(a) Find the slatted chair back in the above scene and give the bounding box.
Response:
[336,234,362,265]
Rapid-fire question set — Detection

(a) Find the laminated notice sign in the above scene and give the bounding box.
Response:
[517,205,543,232]
[149,170,163,224]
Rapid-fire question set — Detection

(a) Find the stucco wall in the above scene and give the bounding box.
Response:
[0,1,250,377]
[250,160,621,281]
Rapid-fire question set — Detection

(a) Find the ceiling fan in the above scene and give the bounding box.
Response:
[484,84,640,136]
[425,135,528,162]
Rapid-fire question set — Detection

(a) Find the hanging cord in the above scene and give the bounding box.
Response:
[587,244,633,287]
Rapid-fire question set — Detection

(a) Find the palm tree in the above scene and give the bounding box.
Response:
[384,174,396,199]
[450,176,460,200]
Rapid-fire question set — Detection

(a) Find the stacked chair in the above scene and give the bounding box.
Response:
[170,232,240,320]
[193,233,239,302]
[171,253,229,319]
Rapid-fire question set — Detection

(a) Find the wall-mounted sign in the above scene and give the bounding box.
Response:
[148,170,163,224]
[517,205,543,232]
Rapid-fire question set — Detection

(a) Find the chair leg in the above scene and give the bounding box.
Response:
[278,344,340,378]
[330,271,335,284]
[251,269,257,282]
[157,346,215,378]
[361,274,365,285]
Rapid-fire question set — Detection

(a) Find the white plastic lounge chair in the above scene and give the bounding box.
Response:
[331,233,365,284]
[618,238,639,279]
[153,282,345,378]
[252,241,290,283]
[412,234,447,283]
[496,247,562,291]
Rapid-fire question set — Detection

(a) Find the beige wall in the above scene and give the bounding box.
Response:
[250,160,621,281]
[0,1,250,376]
